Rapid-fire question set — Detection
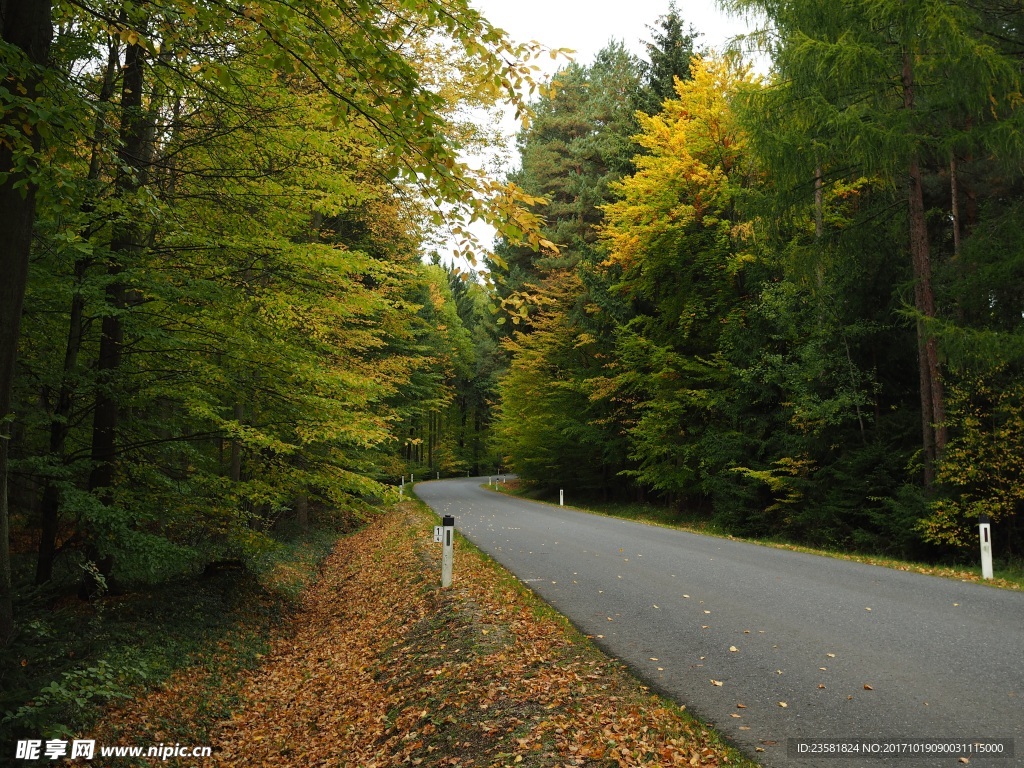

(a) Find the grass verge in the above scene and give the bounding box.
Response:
[486,480,1024,591]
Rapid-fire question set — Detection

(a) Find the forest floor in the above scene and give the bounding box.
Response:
[90,500,756,767]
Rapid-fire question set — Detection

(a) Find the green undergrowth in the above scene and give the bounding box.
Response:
[0,520,353,746]
[487,483,1024,591]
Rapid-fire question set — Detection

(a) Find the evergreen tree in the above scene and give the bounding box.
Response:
[640,1,702,111]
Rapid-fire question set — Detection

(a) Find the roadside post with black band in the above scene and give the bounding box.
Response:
[436,515,454,587]
[979,514,993,580]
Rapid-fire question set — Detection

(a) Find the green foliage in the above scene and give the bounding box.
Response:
[923,372,1024,547]
[3,660,136,739]
[639,1,702,111]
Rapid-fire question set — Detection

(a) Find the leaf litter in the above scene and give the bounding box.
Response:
[91,502,752,767]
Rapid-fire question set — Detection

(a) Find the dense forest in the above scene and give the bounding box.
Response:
[1,0,1023,731]
[0,0,559,643]
[489,1,1024,564]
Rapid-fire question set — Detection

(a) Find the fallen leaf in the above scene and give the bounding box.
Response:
[958,758,969,764]
[683,594,690,599]
[865,607,872,611]
[650,657,659,661]
[729,646,739,652]
[818,684,826,689]
[704,610,711,614]
[827,653,836,658]
[778,701,787,708]
[736,703,746,709]
[730,713,741,718]
[863,684,873,690]
[711,680,724,687]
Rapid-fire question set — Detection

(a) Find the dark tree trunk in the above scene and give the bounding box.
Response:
[903,50,947,485]
[83,38,150,596]
[0,0,54,641]
[36,268,86,584]
[37,42,120,585]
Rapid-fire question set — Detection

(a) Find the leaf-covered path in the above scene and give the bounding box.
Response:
[94,504,750,767]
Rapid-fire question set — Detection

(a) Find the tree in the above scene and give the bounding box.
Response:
[599,56,756,506]
[723,0,1024,484]
[0,0,560,636]
[639,1,701,111]
[0,0,53,641]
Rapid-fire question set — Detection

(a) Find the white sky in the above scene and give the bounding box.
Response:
[471,0,758,69]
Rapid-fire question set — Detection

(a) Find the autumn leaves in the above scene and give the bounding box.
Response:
[92,503,750,766]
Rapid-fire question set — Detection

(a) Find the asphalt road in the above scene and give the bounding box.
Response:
[415,477,1023,768]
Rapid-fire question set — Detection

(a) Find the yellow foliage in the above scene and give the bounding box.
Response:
[601,56,759,273]
[920,372,1024,547]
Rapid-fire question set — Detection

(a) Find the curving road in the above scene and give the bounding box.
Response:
[415,477,1023,767]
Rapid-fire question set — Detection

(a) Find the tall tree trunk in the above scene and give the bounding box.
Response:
[0,0,54,641]
[903,50,947,484]
[950,153,961,259]
[814,162,824,241]
[37,41,121,585]
[36,263,87,584]
[83,38,150,596]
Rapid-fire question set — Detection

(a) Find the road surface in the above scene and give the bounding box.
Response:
[415,477,1023,767]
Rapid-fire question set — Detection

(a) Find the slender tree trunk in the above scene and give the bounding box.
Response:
[903,50,947,484]
[296,493,308,532]
[36,264,87,584]
[814,163,824,241]
[83,38,150,596]
[950,153,961,259]
[0,0,54,641]
[37,42,121,585]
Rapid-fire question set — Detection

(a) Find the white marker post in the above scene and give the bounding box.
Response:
[559,489,564,506]
[979,514,994,580]
[440,514,455,587]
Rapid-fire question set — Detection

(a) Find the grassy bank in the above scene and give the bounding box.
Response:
[486,480,1024,591]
